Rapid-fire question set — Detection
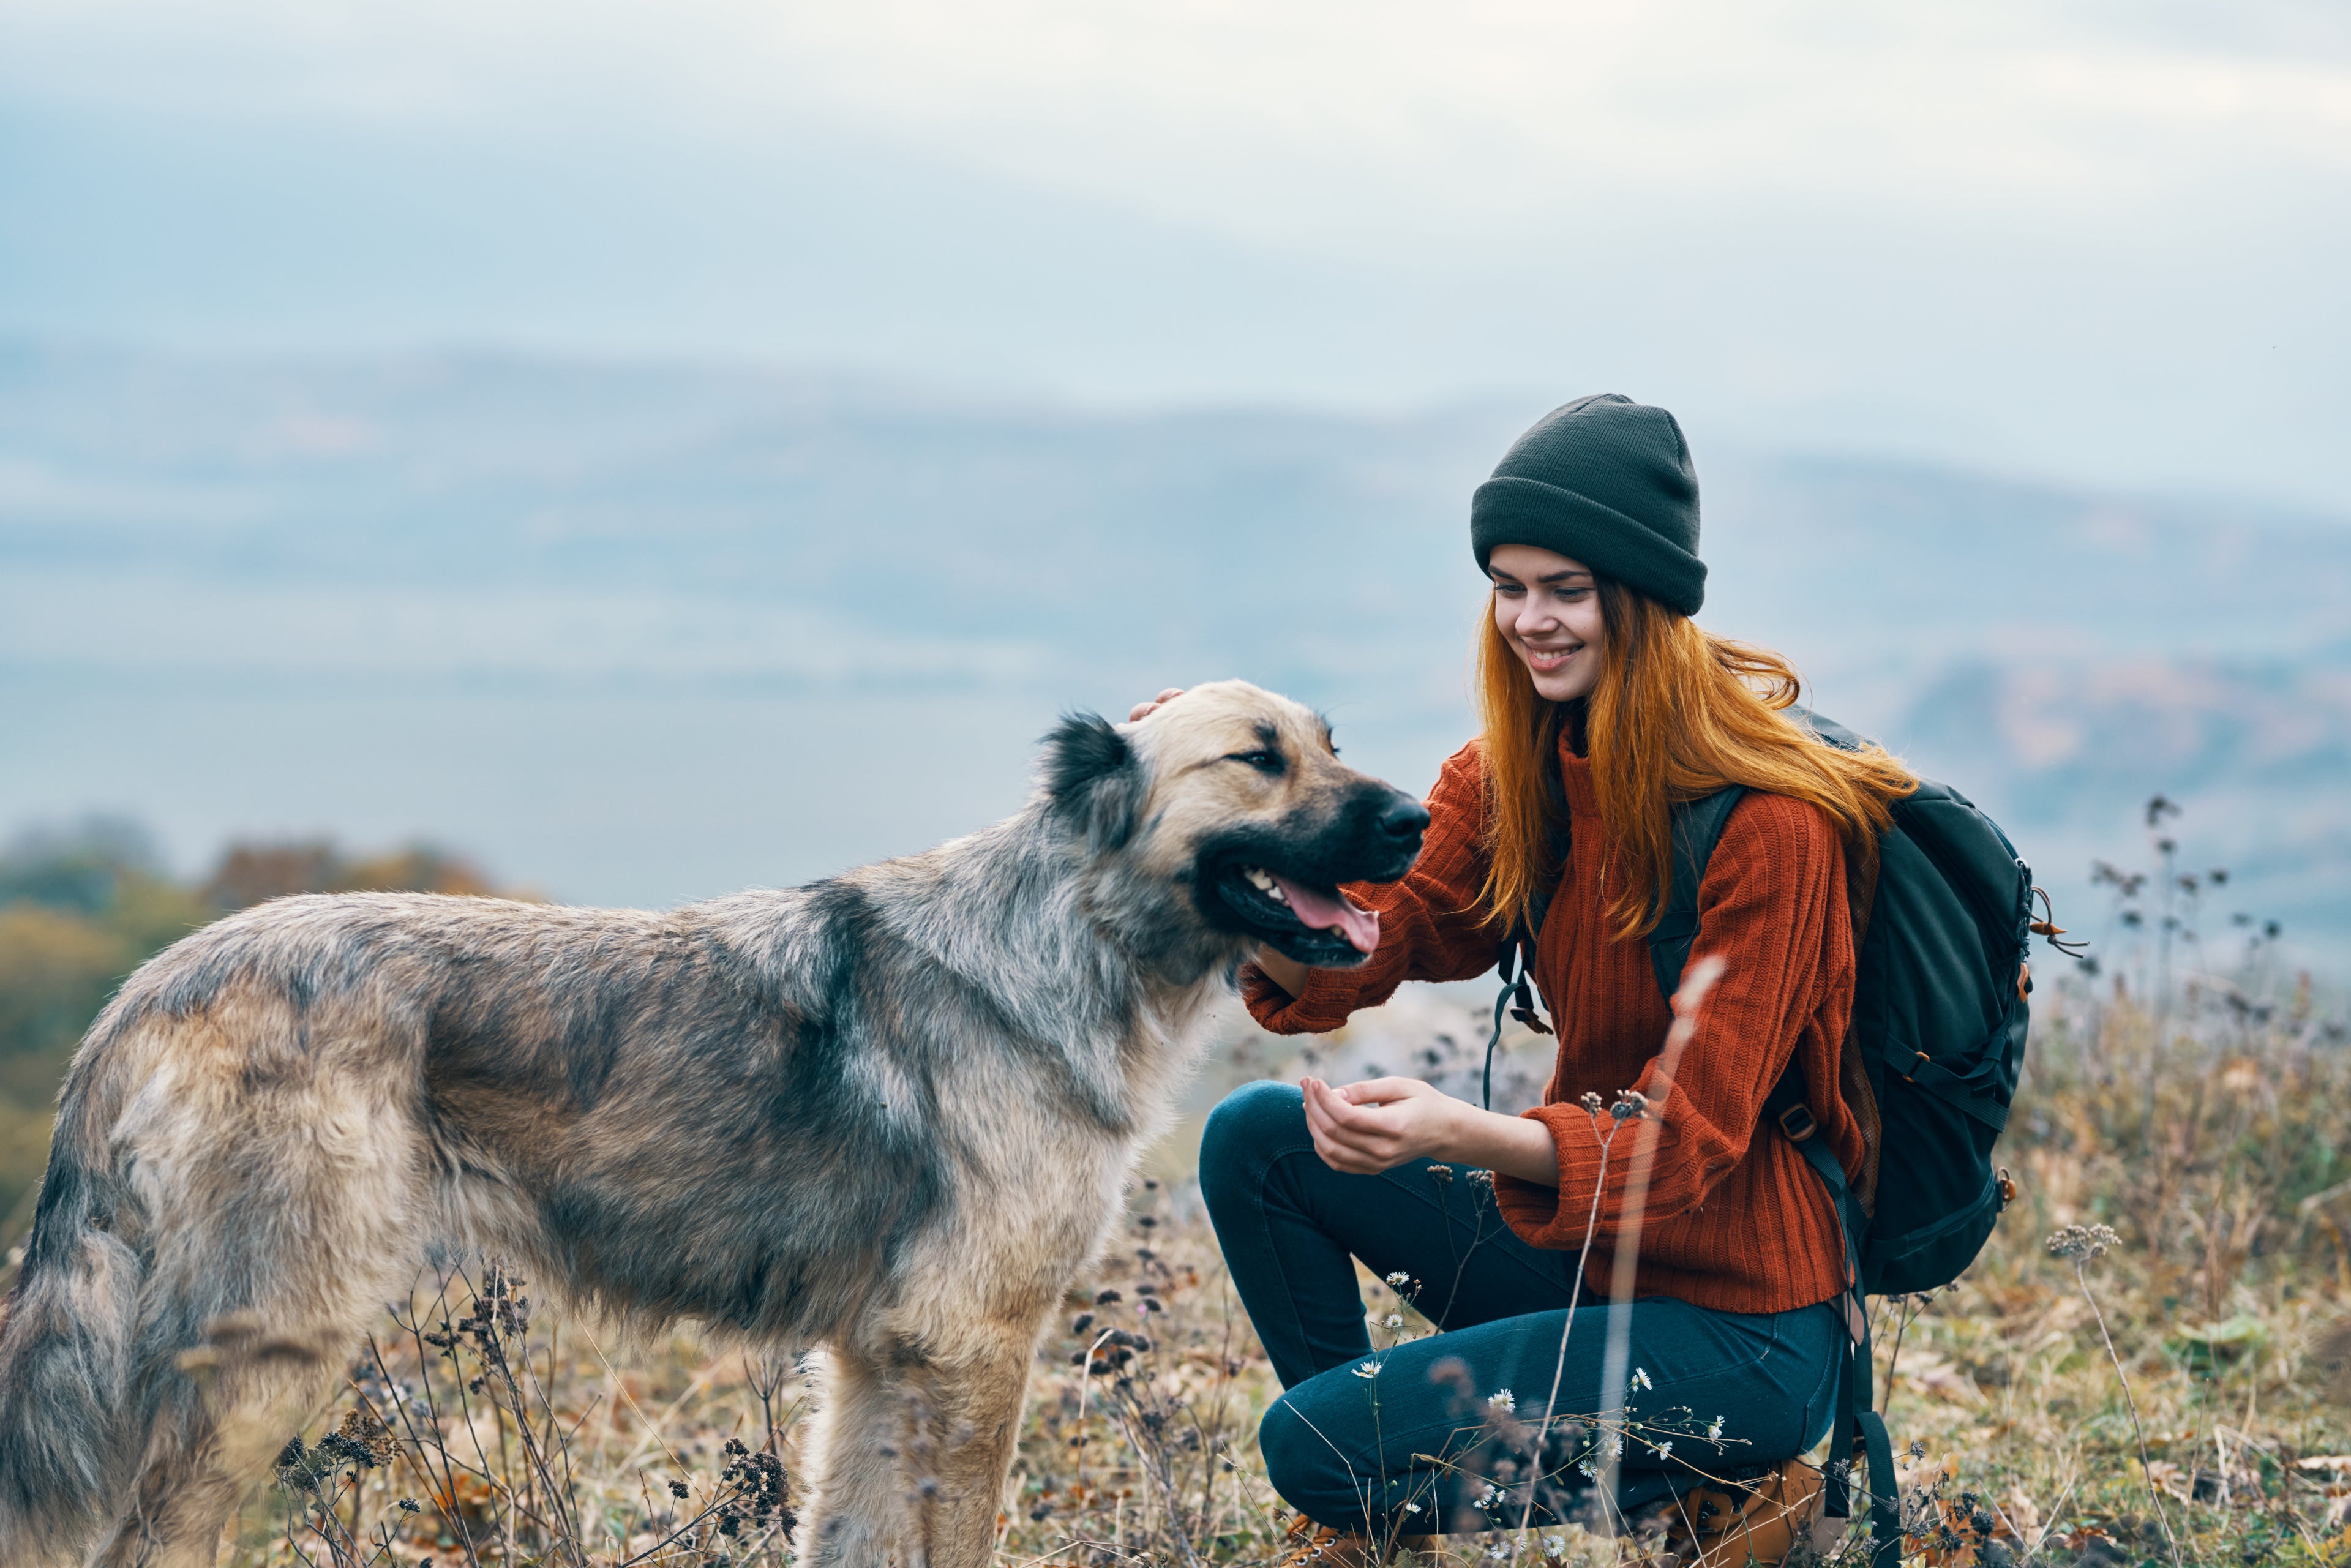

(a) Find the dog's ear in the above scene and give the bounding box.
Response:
[1040,713,1145,853]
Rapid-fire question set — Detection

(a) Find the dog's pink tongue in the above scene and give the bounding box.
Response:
[1271,876,1382,953]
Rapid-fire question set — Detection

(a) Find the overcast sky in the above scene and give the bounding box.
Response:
[3,0,2347,508]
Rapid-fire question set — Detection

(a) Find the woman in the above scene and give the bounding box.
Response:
[1138,395,1915,1566]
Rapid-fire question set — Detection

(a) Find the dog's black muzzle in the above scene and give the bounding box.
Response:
[1194,781,1430,967]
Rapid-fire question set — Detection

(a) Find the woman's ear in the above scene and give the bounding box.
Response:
[1039,713,1146,852]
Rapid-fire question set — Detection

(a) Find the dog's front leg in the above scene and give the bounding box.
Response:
[795,1340,907,1568]
[797,1319,1041,1568]
[917,1324,1040,1568]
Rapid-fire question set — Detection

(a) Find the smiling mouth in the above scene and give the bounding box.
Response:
[1223,863,1381,954]
[1522,643,1583,672]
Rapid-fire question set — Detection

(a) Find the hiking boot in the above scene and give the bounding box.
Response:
[1662,1458,1824,1567]
[1274,1514,1439,1567]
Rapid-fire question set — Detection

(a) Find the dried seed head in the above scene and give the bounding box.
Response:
[2046,1223,2123,1262]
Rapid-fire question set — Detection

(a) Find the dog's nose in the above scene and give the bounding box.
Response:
[1375,796,1431,842]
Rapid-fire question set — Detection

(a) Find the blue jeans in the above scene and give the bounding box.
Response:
[1199,1081,1842,1535]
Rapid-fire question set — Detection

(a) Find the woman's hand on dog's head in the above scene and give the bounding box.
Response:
[1128,688,1187,722]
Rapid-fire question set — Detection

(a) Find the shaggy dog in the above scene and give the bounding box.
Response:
[0,680,1427,1567]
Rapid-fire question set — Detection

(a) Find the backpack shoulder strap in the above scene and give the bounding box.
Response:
[1646,787,1745,1002]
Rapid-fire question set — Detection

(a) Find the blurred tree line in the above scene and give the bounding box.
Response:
[0,819,503,1230]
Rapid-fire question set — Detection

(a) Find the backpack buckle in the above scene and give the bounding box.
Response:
[1777,1103,1818,1142]
[1509,976,1554,1036]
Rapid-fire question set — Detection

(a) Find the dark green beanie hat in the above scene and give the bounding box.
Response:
[1470,394,1705,615]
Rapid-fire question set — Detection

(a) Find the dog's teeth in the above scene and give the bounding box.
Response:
[1240,865,1289,904]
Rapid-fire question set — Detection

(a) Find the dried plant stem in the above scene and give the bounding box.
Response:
[1073,1326,1120,1496]
[2072,1260,2180,1568]
[1596,955,1724,1505]
[1513,955,1724,1548]
[1110,1397,1203,1568]
[1512,1114,1620,1545]
[1879,1297,1915,1416]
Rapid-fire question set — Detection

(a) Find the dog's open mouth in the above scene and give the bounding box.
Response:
[1217,862,1381,957]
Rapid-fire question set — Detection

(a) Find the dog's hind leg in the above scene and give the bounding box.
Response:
[80,994,435,1565]
[84,1266,408,1568]
[86,1372,317,1568]
[84,1270,407,1567]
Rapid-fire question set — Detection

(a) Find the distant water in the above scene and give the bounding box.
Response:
[2,344,2345,969]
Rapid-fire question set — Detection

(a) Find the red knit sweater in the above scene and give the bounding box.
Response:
[1243,733,1862,1316]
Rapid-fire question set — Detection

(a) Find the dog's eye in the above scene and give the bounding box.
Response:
[1226,749,1283,773]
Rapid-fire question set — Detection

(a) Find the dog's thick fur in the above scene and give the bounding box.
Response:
[0,681,1426,1567]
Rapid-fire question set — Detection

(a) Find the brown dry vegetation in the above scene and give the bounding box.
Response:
[1,823,2347,1567]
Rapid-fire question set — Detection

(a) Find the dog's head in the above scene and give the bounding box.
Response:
[1040,680,1428,967]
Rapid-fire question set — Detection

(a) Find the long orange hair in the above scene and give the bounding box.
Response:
[1475,579,1917,942]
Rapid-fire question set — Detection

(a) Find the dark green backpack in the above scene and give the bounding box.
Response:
[1483,713,2049,1564]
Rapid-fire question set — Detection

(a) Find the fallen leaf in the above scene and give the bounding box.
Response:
[1898,1355,1985,1405]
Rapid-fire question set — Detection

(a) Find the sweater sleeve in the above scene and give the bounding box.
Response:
[1494,792,1856,1239]
[1242,740,1506,1035]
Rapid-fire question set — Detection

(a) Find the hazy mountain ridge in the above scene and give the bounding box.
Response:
[2,343,2344,947]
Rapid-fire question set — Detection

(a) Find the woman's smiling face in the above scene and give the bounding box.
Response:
[1488,542,1607,702]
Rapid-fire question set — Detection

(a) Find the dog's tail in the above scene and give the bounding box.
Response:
[0,1087,141,1566]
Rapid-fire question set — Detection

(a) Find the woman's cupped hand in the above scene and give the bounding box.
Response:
[1299,1076,1471,1175]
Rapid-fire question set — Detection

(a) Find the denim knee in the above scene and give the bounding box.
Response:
[1198,1080,1305,1207]
[1258,1383,1368,1529]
